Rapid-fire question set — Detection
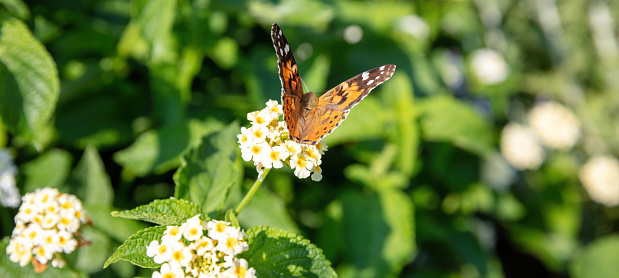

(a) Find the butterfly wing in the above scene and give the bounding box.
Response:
[271,23,303,142]
[299,64,396,145]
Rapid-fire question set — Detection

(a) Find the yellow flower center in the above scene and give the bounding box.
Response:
[296,157,307,168]
[188,227,199,237]
[61,202,73,210]
[172,250,184,262]
[255,116,266,125]
[250,145,262,155]
[270,151,280,160]
[216,222,227,233]
[169,227,180,237]
[61,217,71,226]
[158,245,167,255]
[235,266,247,277]
[253,129,264,138]
[225,237,238,248]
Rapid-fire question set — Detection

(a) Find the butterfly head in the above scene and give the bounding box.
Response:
[301,92,318,112]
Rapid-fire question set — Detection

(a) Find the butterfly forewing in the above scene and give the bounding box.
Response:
[297,65,396,144]
[271,23,303,141]
[318,64,396,110]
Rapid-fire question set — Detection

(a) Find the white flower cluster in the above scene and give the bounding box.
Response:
[470,48,510,85]
[238,100,328,181]
[501,123,545,170]
[579,156,619,207]
[6,187,86,269]
[146,215,256,278]
[528,101,581,150]
[0,149,20,208]
[501,101,580,170]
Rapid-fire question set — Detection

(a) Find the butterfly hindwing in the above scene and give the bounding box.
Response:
[300,107,349,145]
[272,23,303,141]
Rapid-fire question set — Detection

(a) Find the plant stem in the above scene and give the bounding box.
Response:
[235,168,270,214]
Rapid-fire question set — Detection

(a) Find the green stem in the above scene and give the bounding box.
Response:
[235,168,271,214]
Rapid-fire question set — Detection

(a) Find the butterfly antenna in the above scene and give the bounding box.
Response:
[300,77,310,93]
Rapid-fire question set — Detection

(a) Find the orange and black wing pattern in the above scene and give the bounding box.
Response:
[318,64,396,110]
[299,64,396,145]
[271,23,303,142]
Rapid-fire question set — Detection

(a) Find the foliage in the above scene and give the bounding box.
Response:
[1,0,619,277]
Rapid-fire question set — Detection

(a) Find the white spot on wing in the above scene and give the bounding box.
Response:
[367,80,374,85]
[380,66,385,70]
[285,44,290,54]
[362,72,370,80]
[279,30,282,36]
[280,48,283,56]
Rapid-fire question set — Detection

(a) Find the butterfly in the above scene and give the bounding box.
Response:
[271,23,396,146]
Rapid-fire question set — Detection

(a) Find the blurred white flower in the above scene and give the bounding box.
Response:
[147,216,255,278]
[470,48,509,85]
[238,100,327,181]
[0,149,20,208]
[528,101,580,150]
[344,25,363,44]
[397,15,430,39]
[579,156,619,207]
[501,123,545,170]
[6,188,87,271]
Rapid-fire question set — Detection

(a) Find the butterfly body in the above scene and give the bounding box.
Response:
[272,23,395,145]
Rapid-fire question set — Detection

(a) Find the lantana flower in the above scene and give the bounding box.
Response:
[6,187,88,271]
[146,215,256,278]
[238,100,327,181]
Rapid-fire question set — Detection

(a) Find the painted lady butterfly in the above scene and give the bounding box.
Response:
[271,23,396,145]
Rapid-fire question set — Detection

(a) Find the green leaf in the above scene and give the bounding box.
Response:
[114,123,191,177]
[104,226,166,269]
[418,95,493,156]
[135,0,176,46]
[339,190,415,277]
[174,122,240,217]
[85,203,146,244]
[71,145,114,205]
[381,72,418,177]
[237,187,300,235]
[208,37,238,69]
[111,198,200,226]
[22,149,72,193]
[571,236,619,278]
[0,238,78,278]
[0,0,30,19]
[241,226,337,278]
[322,97,385,146]
[73,226,111,274]
[0,15,59,147]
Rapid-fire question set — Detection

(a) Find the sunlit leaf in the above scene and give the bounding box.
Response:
[0,15,59,147]
[241,226,337,278]
[104,226,166,269]
[111,198,201,226]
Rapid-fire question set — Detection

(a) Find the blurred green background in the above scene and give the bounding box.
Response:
[2,0,619,277]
